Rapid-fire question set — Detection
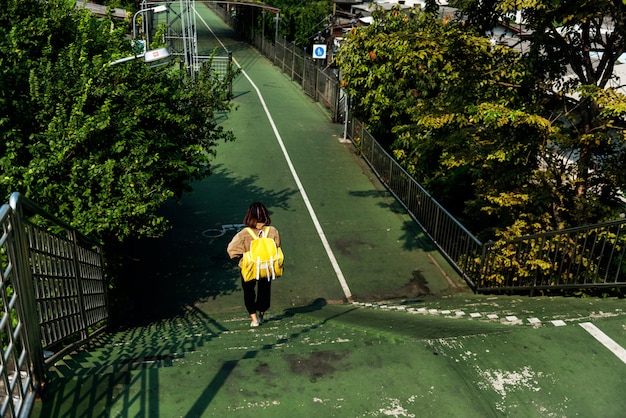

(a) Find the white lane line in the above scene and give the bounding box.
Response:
[579,322,626,365]
[195,8,353,300]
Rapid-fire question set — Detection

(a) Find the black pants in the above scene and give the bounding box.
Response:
[242,277,272,314]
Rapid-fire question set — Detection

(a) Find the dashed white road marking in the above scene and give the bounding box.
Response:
[579,322,626,365]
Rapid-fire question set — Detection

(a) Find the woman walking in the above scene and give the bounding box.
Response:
[227,202,281,327]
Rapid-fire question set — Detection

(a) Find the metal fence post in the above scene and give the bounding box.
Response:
[531,236,543,297]
[291,41,296,80]
[261,9,265,54]
[302,48,306,90]
[69,230,88,342]
[274,12,279,63]
[282,36,287,72]
[315,66,319,102]
[228,51,233,95]
[8,195,46,392]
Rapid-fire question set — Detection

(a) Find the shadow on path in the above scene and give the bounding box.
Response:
[119,164,299,326]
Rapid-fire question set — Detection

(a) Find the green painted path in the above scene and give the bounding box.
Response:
[31,5,626,418]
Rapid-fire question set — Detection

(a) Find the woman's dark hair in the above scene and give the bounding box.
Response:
[243,202,271,228]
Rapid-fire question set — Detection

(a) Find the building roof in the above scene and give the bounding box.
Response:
[76,2,128,20]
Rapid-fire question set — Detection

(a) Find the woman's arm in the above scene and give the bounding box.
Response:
[227,231,247,259]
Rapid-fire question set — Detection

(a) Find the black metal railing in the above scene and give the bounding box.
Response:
[347,116,483,289]
[348,115,626,293]
[477,220,626,293]
[0,193,108,417]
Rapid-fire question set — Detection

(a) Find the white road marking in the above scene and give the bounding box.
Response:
[579,322,626,365]
[195,8,353,300]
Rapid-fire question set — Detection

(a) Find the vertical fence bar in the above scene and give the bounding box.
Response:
[69,230,88,342]
[612,227,626,283]
[300,49,305,86]
[8,196,46,394]
[1,205,39,417]
[6,193,108,389]
[289,42,294,78]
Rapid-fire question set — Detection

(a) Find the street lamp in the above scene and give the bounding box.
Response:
[133,5,168,52]
[144,47,170,63]
[109,47,171,66]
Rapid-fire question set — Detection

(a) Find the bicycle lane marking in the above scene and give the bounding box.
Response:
[579,322,626,365]
[202,224,245,238]
[195,8,353,300]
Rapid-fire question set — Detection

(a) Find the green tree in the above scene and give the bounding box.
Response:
[262,0,332,48]
[337,7,554,237]
[0,0,236,245]
[448,0,626,228]
[337,4,626,240]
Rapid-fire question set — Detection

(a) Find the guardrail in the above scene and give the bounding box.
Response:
[347,115,626,293]
[346,115,484,289]
[477,220,626,293]
[0,193,108,417]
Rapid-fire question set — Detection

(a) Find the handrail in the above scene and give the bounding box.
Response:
[9,192,102,248]
[502,217,626,242]
[1,192,109,417]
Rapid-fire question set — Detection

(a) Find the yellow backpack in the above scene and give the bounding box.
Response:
[241,227,284,282]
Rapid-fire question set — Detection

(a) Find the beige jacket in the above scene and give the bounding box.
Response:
[227,225,281,266]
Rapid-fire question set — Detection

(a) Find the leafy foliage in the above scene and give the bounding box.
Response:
[337,7,553,238]
[337,4,626,242]
[261,0,332,48]
[102,0,134,8]
[449,0,626,229]
[0,0,237,247]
